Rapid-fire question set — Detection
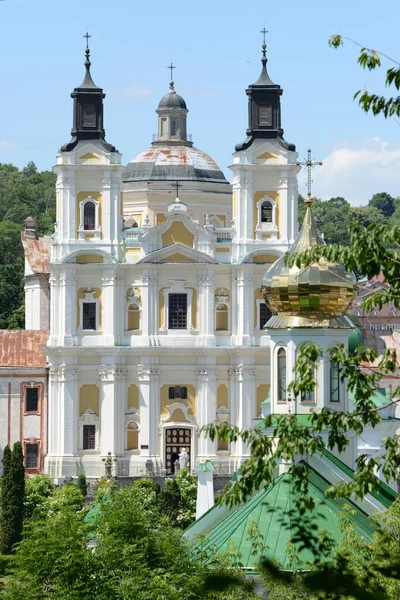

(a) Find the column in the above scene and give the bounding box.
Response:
[229,367,256,458]
[61,268,77,346]
[101,172,112,245]
[278,171,289,244]
[102,268,117,345]
[48,271,60,346]
[196,367,217,458]
[59,367,79,457]
[141,268,158,345]
[100,365,126,456]
[236,267,254,346]
[197,268,215,346]
[138,365,160,457]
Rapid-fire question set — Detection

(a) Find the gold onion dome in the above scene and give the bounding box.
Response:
[261,201,356,328]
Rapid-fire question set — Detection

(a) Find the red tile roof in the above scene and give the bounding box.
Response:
[21,233,51,274]
[0,330,49,367]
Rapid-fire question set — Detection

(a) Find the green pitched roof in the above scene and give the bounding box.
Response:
[190,465,375,572]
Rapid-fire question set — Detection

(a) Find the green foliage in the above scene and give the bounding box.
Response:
[0,443,25,554]
[76,473,88,498]
[24,475,54,520]
[369,192,395,217]
[0,162,56,329]
[93,476,117,503]
[159,468,197,528]
[328,35,400,118]
[45,482,85,514]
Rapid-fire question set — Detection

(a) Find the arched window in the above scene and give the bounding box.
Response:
[171,120,177,136]
[330,360,340,402]
[261,201,273,223]
[277,348,286,402]
[84,202,95,230]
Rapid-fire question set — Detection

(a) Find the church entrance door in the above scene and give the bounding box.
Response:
[165,427,192,474]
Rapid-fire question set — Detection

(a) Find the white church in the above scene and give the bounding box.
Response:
[21,39,398,482]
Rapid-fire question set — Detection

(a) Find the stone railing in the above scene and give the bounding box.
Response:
[214,227,234,242]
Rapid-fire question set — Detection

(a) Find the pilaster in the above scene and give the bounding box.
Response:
[99,365,127,456]
[138,365,160,456]
[197,268,215,346]
[195,367,217,458]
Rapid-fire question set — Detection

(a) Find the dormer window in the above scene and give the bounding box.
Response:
[84,202,96,230]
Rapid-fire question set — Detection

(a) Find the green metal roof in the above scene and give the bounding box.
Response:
[190,464,375,572]
[322,449,397,509]
[348,327,364,355]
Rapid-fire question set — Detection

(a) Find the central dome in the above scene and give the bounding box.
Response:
[123,144,229,184]
[262,202,356,328]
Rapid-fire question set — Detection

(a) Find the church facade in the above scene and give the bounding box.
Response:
[33,40,299,480]
[22,39,397,483]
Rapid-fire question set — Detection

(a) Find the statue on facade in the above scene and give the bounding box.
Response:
[178,447,189,470]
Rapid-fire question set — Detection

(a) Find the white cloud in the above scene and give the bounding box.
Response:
[298,138,400,205]
[0,140,17,151]
[113,84,153,99]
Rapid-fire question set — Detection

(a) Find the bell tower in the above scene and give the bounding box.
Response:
[230,30,299,261]
[51,37,123,263]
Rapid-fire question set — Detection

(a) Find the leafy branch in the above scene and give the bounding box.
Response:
[328,34,400,117]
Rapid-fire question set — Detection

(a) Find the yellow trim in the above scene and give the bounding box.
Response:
[157,213,167,225]
[232,191,237,219]
[215,248,230,253]
[217,384,228,409]
[79,152,100,160]
[257,152,277,160]
[252,253,278,264]
[127,385,139,410]
[160,252,196,263]
[79,384,99,416]
[161,222,194,248]
[257,384,270,417]
[76,254,104,264]
[160,384,196,416]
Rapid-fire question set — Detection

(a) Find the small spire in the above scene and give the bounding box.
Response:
[79,30,98,89]
[167,62,176,90]
[260,26,268,70]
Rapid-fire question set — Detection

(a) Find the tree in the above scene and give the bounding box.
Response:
[24,475,54,520]
[329,35,400,118]
[76,474,88,498]
[369,192,395,217]
[351,205,387,228]
[0,443,25,554]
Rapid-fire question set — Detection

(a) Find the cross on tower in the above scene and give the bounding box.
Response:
[172,180,182,199]
[83,30,91,49]
[167,62,176,82]
[260,26,268,44]
[297,149,323,203]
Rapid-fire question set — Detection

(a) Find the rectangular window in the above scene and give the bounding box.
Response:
[259,104,272,125]
[26,387,39,413]
[169,385,188,400]
[83,425,96,450]
[25,444,38,469]
[330,363,340,402]
[168,294,187,329]
[259,302,272,330]
[301,389,315,402]
[82,303,96,330]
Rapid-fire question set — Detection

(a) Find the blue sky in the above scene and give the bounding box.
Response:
[0,0,399,204]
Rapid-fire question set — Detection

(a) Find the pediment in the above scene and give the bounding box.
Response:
[138,244,218,264]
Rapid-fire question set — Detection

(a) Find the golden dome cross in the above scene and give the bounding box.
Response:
[297,149,323,204]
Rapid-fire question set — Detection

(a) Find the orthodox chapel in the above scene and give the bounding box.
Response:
[19,39,398,482]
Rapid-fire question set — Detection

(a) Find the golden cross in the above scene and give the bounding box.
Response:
[297,149,323,202]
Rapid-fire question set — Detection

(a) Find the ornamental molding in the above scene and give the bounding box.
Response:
[99,366,128,380]
[160,402,197,426]
[137,366,160,379]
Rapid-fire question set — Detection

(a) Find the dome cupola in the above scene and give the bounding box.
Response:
[262,201,356,328]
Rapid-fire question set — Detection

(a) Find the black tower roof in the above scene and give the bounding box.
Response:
[235,39,295,152]
[61,45,117,153]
